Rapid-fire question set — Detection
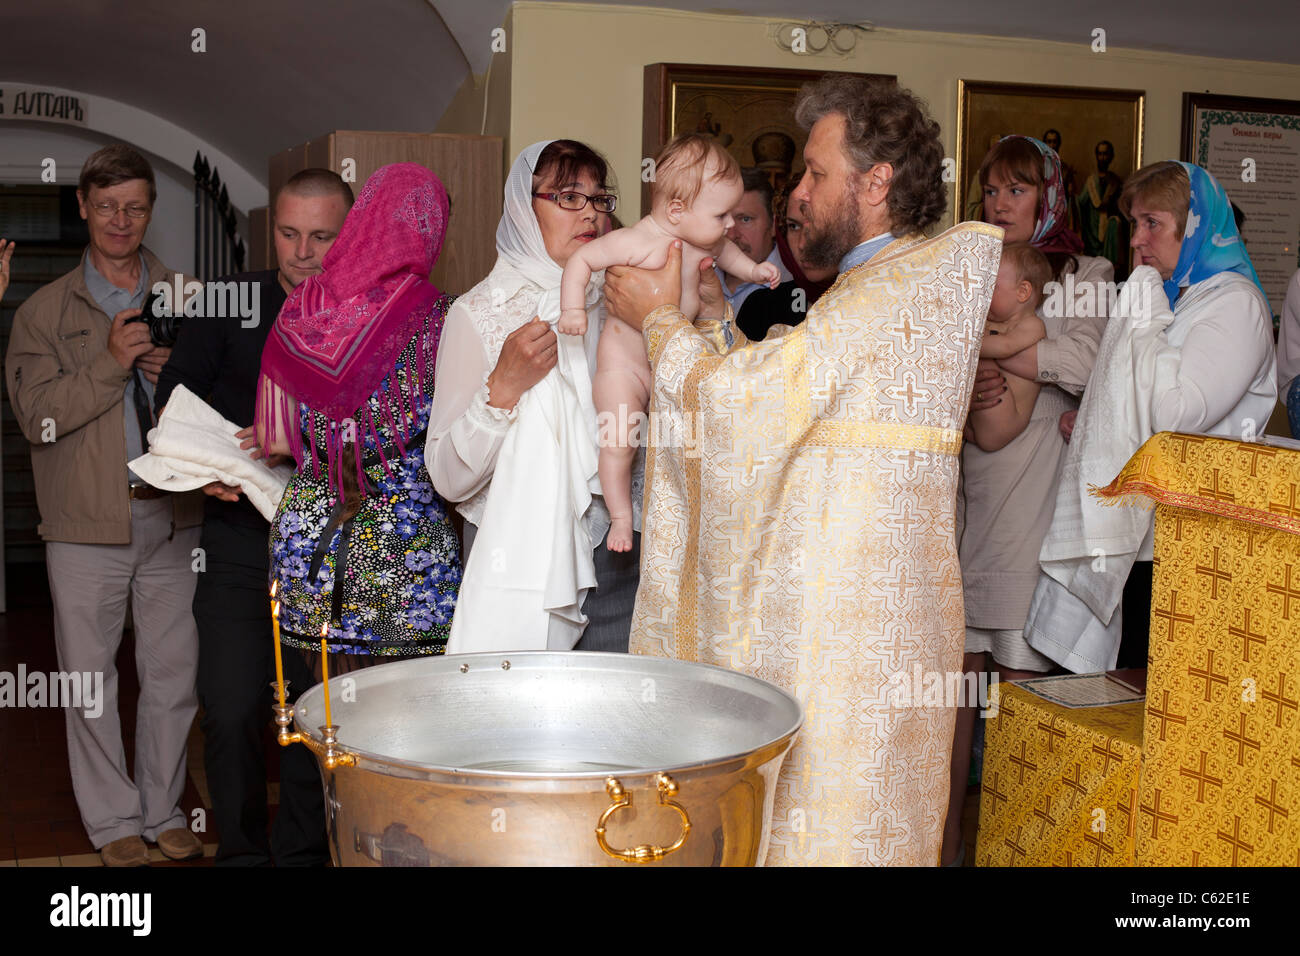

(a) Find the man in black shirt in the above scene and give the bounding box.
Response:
[156,169,352,865]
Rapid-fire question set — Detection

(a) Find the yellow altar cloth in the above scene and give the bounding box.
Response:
[1097,432,1300,866]
[976,681,1142,866]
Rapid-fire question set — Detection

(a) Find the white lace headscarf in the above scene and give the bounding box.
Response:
[496,140,565,290]
[449,141,642,542]
[483,141,605,365]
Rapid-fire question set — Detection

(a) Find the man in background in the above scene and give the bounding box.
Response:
[156,169,352,866]
[715,167,791,314]
[6,144,204,867]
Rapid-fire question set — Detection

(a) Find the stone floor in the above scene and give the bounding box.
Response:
[0,563,285,867]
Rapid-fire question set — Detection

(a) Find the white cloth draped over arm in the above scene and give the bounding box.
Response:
[1023,267,1167,673]
[133,384,293,521]
[1024,267,1277,673]
[424,297,517,508]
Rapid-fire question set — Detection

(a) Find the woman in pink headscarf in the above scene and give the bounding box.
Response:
[944,136,1114,864]
[256,163,461,671]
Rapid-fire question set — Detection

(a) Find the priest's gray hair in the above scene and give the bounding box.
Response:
[794,75,947,234]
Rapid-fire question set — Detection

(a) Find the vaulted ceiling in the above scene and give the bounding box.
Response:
[2,0,1294,189]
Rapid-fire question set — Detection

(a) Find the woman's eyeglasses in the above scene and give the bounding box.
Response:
[532,190,617,214]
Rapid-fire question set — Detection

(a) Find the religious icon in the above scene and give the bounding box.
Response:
[642,63,895,215]
[955,80,1145,273]
[1076,139,1132,279]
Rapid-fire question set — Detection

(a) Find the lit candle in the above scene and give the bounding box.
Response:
[320,621,332,727]
[270,582,285,710]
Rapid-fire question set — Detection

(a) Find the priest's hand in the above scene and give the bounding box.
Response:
[970,360,1007,410]
[605,240,683,332]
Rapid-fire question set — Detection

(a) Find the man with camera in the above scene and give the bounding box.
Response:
[155,168,352,866]
[5,144,204,867]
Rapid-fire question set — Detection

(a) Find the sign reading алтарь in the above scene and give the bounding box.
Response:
[0,87,87,125]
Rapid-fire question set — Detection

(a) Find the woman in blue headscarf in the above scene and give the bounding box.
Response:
[1022,161,1277,677]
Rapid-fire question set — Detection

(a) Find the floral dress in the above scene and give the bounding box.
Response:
[270,311,461,656]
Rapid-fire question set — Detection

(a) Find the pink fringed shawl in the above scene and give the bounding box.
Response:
[256,163,449,500]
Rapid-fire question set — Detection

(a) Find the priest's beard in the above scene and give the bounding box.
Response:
[801,179,865,271]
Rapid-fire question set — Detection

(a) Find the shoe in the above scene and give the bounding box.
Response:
[100,835,150,867]
[155,827,203,861]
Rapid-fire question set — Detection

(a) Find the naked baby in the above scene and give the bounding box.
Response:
[967,241,1051,450]
[559,133,780,552]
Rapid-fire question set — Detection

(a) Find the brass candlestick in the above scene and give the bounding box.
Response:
[272,679,301,747]
[320,722,355,770]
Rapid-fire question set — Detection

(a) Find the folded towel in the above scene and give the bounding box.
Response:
[129,384,293,521]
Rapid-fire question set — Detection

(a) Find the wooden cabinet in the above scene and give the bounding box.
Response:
[261,132,502,295]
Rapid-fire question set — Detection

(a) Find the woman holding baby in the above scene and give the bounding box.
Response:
[425,139,641,653]
[944,135,1110,864]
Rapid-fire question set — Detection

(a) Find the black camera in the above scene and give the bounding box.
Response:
[126,289,184,348]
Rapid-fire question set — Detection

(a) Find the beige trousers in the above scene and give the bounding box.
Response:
[45,497,200,848]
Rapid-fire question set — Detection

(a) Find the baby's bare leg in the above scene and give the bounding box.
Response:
[593,334,650,553]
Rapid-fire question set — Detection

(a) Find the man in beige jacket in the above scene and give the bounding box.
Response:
[5,144,203,867]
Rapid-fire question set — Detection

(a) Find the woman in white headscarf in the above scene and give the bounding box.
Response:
[425,140,641,652]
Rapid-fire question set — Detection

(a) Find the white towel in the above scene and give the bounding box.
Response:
[1024,267,1168,672]
[129,384,293,521]
[446,289,601,653]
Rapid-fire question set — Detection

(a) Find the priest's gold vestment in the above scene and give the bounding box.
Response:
[630,224,1003,865]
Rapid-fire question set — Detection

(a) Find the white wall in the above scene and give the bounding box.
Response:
[0,82,263,213]
[508,2,1300,220]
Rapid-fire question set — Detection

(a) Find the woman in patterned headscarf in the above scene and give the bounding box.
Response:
[256,163,462,670]
[945,135,1113,864]
[972,135,1115,415]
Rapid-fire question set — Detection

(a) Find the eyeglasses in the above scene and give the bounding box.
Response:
[88,200,151,219]
[532,190,617,214]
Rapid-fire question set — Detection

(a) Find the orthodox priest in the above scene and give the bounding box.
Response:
[604,75,1002,866]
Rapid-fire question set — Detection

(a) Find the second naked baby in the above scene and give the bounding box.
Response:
[558,133,780,552]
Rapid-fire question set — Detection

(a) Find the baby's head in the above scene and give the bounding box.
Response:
[991,241,1051,321]
[652,133,743,248]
